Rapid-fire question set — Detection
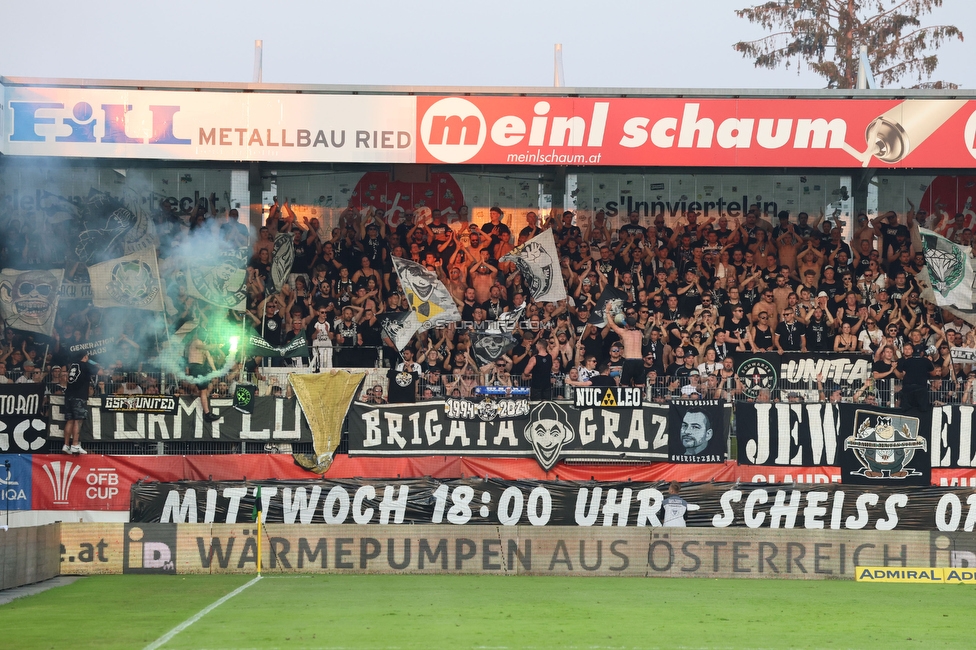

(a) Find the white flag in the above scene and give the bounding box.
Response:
[88,249,164,311]
[501,228,567,303]
[917,227,976,306]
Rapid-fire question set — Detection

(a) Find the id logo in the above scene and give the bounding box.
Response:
[123,524,176,574]
[420,98,486,163]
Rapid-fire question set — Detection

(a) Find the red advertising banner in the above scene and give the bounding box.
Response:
[416,96,976,169]
[31,455,184,511]
[28,454,976,511]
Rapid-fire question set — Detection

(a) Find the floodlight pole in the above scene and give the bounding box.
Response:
[553,44,564,87]
[253,40,263,84]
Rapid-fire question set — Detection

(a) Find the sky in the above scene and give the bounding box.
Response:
[1,0,974,91]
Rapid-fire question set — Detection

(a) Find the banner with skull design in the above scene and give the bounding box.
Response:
[0,268,65,336]
[470,330,518,366]
[88,248,164,311]
[500,229,567,303]
[391,256,460,348]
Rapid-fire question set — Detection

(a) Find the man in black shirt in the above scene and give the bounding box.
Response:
[523,339,554,401]
[63,352,94,454]
[387,349,421,403]
[894,343,938,411]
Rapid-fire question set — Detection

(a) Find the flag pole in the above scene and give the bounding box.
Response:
[257,508,262,576]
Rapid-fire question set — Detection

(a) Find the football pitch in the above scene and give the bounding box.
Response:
[2,574,973,649]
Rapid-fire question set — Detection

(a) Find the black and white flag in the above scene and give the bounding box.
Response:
[471,331,518,366]
[587,286,629,328]
[501,229,567,303]
[392,256,460,348]
[380,310,415,351]
[267,233,296,296]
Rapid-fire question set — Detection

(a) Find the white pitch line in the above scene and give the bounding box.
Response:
[143,575,262,650]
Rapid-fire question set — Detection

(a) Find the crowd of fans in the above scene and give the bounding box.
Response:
[2,188,975,410]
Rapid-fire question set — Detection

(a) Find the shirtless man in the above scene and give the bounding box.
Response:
[797,240,826,286]
[469,250,498,303]
[606,303,644,388]
[751,289,780,330]
[776,224,800,272]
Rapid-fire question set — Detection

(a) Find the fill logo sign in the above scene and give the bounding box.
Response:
[123,523,176,574]
[0,453,32,511]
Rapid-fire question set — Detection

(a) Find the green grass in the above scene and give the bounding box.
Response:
[2,574,974,649]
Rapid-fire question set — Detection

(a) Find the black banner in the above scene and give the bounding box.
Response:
[736,402,933,485]
[668,400,729,463]
[573,386,643,409]
[131,478,976,531]
[49,395,311,443]
[102,395,178,414]
[841,407,930,486]
[348,400,679,468]
[0,383,47,452]
[731,351,871,399]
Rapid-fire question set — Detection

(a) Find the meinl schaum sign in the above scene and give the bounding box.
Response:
[48,395,311,443]
[6,84,976,169]
[131,478,976,532]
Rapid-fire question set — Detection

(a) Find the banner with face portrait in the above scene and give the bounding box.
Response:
[668,400,729,463]
[0,268,64,336]
[185,247,249,311]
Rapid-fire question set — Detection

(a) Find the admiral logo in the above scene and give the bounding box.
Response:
[9,102,189,145]
[123,524,176,574]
